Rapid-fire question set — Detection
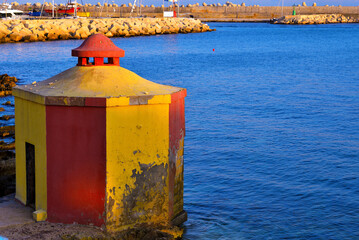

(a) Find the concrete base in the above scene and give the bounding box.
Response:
[0,194,185,239]
[33,209,47,222]
[171,210,187,226]
[0,194,34,230]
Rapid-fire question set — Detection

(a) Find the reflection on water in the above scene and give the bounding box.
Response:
[1,23,359,239]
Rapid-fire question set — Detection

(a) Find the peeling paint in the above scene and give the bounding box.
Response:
[133,150,141,155]
[108,196,115,220]
[129,95,154,105]
[169,136,185,219]
[106,104,170,232]
[169,91,186,220]
[120,162,168,225]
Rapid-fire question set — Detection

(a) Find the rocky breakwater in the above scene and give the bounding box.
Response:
[0,18,213,43]
[272,14,359,24]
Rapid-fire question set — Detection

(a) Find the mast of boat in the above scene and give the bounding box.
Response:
[139,0,141,16]
[281,0,284,16]
[40,0,46,18]
[52,0,54,17]
[130,0,136,17]
[74,0,77,17]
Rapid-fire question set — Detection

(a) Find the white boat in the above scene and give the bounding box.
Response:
[0,2,27,19]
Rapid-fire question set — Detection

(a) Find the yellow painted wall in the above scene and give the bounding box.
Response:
[15,97,47,211]
[106,104,170,232]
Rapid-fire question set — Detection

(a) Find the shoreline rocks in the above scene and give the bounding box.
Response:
[0,74,17,96]
[0,126,15,140]
[272,14,359,24]
[0,73,16,197]
[0,137,15,197]
[0,18,214,44]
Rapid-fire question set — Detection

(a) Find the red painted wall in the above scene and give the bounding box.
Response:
[46,106,106,226]
[169,90,186,219]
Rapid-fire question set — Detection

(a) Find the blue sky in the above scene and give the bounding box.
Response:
[13,0,359,7]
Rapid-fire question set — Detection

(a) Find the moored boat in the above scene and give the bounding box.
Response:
[0,2,27,19]
[44,6,80,15]
[43,0,89,17]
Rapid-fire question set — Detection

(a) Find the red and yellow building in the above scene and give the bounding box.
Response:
[13,34,187,232]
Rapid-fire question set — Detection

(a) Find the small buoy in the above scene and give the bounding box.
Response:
[213,48,215,51]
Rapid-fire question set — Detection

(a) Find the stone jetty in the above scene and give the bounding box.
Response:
[0,18,213,43]
[272,14,359,24]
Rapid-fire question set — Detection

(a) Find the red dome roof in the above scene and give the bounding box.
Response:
[72,34,125,58]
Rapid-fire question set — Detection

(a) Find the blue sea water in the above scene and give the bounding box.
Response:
[1,22,359,239]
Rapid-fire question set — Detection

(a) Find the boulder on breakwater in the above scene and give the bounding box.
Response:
[0,18,213,43]
[272,14,359,24]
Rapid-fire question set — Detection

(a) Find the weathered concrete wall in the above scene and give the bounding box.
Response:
[182,6,359,19]
[0,18,213,44]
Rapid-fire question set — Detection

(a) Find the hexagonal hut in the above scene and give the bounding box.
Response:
[12,34,187,232]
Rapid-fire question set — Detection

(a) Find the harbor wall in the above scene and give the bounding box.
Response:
[13,5,359,19]
[0,18,212,43]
